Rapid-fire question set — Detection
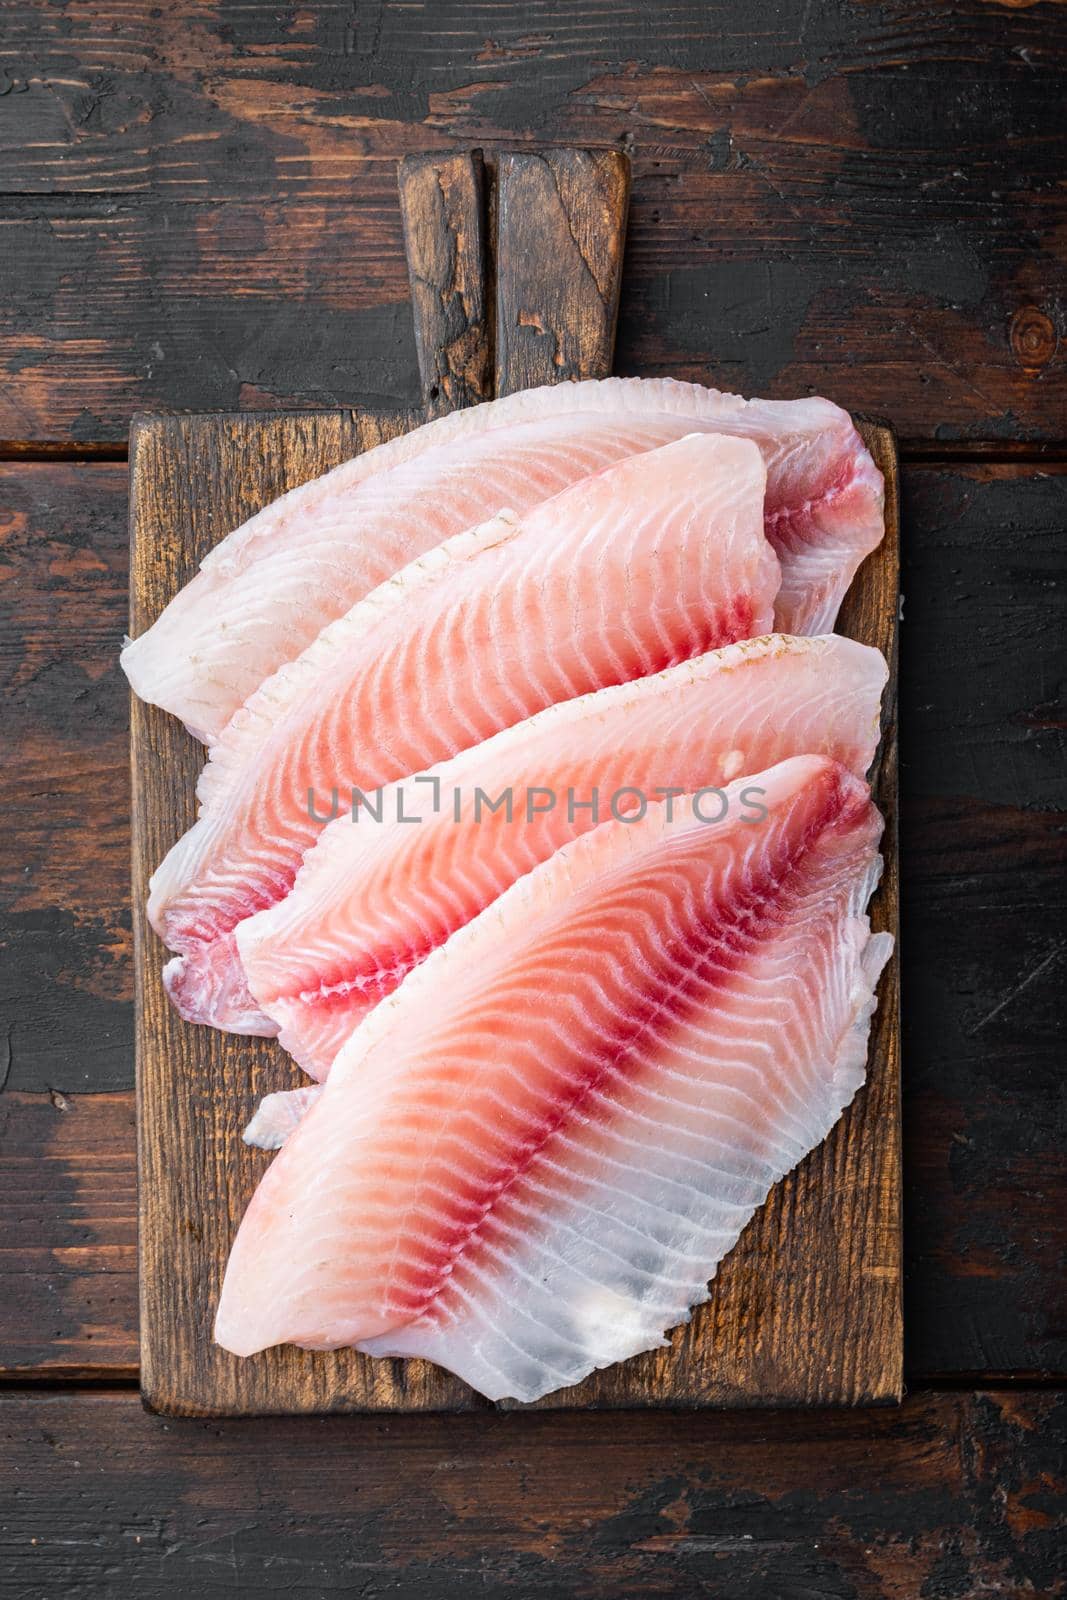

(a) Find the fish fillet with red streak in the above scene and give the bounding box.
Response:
[120,379,883,742]
[214,756,892,1402]
[149,433,778,1033]
[237,633,887,1086]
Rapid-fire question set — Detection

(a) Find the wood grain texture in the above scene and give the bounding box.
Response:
[0,461,133,1093]
[2,459,1063,1389]
[2,1390,1064,1600]
[398,150,492,418]
[0,1093,137,1379]
[1,1,1064,440]
[494,149,630,394]
[127,409,900,1415]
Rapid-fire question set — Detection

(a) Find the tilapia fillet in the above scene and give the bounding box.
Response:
[149,434,779,1034]
[121,378,883,742]
[238,634,888,1083]
[214,756,893,1402]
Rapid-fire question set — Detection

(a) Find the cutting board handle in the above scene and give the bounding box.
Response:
[399,147,632,414]
[494,149,631,397]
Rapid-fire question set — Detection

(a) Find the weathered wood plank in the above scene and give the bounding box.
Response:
[900,463,1067,813]
[2,459,1063,1384]
[895,462,1067,1381]
[494,149,630,393]
[398,150,492,417]
[901,794,1067,1380]
[0,1390,1063,1599]
[0,1,1064,439]
[0,1093,137,1378]
[0,461,132,1092]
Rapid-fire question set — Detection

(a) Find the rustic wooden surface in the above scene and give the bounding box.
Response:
[1,1,1065,444]
[2,1391,1064,1599]
[1,0,1065,1587]
[127,407,900,1416]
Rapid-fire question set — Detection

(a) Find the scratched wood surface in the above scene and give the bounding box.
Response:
[1,1,1065,445]
[1,1390,1064,1598]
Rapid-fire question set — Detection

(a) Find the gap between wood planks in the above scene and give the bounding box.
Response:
[4,440,1067,465]
[1,1374,1064,1395]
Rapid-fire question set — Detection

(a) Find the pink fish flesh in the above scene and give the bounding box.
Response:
[149,433,778,1033]
[121,379,883,742]
[214,756,892,1402]
[237,633,887,1083]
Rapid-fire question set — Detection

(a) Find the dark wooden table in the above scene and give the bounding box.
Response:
[1,4,1064,1594]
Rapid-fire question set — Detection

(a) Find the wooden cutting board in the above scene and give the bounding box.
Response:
[130,149,902,1416]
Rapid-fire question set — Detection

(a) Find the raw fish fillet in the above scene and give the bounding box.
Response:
[214,755,893,1402]
[121,379,883,742]
[242,1086,323,1152]
[149,433,779,1033]
[239,633,887,1083]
